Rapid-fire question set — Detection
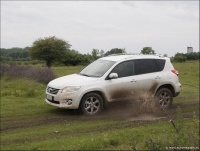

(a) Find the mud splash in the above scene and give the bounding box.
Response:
[102,91,162,120]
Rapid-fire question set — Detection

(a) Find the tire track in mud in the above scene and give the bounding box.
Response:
[1,101,199,147]
[1,101,159,133]
[1,100,199,132]
[1,112,81,132]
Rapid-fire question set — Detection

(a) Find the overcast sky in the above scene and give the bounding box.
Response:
[1,1,199,57]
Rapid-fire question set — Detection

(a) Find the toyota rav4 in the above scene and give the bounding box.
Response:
[45,54,181,115]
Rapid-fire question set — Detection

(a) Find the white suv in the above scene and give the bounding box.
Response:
[45,55,181,115]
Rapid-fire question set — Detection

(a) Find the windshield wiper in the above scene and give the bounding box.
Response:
[79,73,90,77]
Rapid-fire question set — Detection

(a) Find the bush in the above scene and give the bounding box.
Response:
[174,53,187,62]
[185,52,200,60]
[0,63,56,83]
[62,51,91,66]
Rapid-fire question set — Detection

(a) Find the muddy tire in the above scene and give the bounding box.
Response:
[80,93,103,115]
[155,88,173,108]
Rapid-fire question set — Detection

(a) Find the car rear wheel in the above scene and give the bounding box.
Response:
[80,93,103,115]
[155,88,173,108]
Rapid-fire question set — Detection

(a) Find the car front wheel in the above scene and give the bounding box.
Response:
[80,93,103,115]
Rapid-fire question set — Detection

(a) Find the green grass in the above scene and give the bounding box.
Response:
[173,61,199,87]
[173,61,199,105]
[0,61,199,150]
[1,119,199,150]
[52,65,84,77]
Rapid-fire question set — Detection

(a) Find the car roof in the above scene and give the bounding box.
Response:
[100,54,166,62]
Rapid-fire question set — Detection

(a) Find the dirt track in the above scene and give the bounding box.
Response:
[1,99,162,132]
[1,99,199,132]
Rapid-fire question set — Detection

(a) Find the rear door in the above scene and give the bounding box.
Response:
[134,59,163,94]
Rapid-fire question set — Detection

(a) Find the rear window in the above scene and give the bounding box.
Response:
[135,59,158,75]
[135,59,165,75]
[154,59,166,71]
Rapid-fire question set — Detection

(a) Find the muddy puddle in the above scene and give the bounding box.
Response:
[127,114,166,121]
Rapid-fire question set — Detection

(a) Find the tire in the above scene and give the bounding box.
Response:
[155,88,173,108]
[80,93,103,115]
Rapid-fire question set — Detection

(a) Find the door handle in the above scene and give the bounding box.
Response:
[131,79,137,82]
[155,76,161,79]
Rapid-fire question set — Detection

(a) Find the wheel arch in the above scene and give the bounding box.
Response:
[79,90,108,109]
[156,84,175,97]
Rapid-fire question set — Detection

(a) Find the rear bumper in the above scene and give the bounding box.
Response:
[174,92,180,97]
[174,83,181,97]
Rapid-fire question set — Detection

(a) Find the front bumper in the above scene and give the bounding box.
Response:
[45,90,81,109]
[45,99,78,109]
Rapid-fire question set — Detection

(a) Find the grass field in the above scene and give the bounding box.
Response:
[0,61,199,150]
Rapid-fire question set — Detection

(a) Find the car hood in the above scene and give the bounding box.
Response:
[48,74,98,89]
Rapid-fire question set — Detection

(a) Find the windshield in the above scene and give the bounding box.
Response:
[79,59,116,77]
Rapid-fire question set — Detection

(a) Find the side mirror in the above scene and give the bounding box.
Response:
[109,73,118,79]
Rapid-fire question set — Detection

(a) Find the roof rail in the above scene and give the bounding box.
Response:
[106,53,165,57]
[139,53,165,57]
[107,53,144,56]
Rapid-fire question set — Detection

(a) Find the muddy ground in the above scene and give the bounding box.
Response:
[2,96,199,133]
[2,87,199,134]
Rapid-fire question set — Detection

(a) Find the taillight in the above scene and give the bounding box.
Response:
[171,70,179,76]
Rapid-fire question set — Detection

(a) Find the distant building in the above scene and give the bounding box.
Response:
[187,47,193,53]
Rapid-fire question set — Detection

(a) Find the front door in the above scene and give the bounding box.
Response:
[106,60,137,102]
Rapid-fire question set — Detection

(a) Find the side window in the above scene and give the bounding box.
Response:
[111,61,134,78]
[154,59,166,71]
[135,59,159,75]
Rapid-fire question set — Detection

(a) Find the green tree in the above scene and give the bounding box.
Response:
[104,48,126,56]
[100,50,105,57]
[30,36,71,67]
[164,54,168,57]
[91,49,100,60]
[141,47,155,54]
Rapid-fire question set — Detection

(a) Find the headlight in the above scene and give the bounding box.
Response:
[61,86,81,93]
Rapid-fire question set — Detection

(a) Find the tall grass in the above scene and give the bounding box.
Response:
[0,63,56,83]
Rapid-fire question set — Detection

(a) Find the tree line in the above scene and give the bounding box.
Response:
[1,36,127,67]
[172,52,200,62]
[0,47,31,61]
[1,36,199,67]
